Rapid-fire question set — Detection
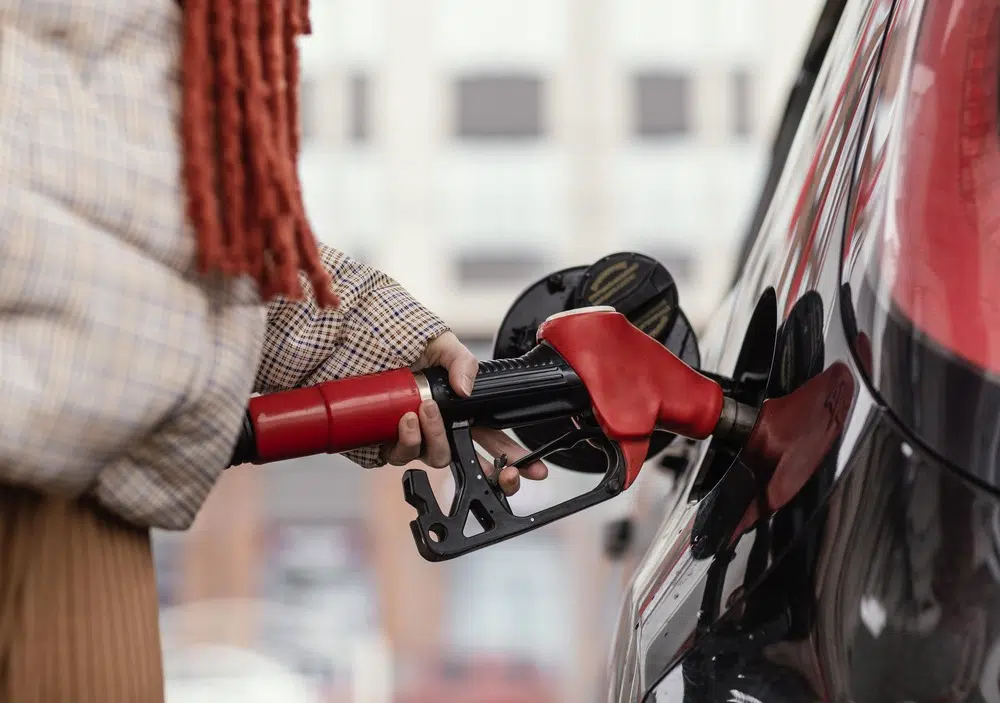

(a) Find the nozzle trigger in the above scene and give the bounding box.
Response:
[507,426,605,471]
[402,419,629,562]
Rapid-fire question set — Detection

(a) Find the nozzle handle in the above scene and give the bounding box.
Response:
[423,344,591,429]
[232,368,422,465]
[228,344,592,467]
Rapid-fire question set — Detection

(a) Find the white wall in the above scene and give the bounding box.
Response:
[296,0,826,335]
[435,0,570,69]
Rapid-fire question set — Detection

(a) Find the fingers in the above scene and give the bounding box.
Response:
[381,408,547,502]
[423,332,478,397]
[472,427,549,483]
[418,401,451,468]
[382,412,422,466]
[381,403,452,469]
[479,449,523,497]
[446,347,478,398]
[512,461,548,482]
[498,466,521,496]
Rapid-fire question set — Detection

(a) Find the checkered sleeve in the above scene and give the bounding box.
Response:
[255,244,450,467]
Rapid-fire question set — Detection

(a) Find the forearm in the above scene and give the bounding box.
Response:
[256,244,449,467]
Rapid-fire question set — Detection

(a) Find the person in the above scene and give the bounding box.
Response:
[0,1,546,701]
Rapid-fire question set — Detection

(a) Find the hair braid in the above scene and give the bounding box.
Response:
[299,0,312,34]
[181,0,338,307]
[286,0,303,161]
[234,0,277,291]
[210,0,245,275]
[181,0,224,274]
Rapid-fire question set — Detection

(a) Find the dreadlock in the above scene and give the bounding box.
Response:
[181,0,338,308]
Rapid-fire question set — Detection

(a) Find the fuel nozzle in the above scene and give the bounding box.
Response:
[695,369,760,446]
[229,305,765,563]
[713,395,760,445]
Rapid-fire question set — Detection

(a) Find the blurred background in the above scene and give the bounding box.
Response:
[155,1,824,701]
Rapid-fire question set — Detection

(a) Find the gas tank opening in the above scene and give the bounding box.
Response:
[690,288,778,502]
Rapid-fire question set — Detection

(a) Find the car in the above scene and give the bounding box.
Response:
[604,0,1000,701]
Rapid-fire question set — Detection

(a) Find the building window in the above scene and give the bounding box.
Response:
[634,72,692,138]
[732,69,753,137]
[455,250,549,286]
[348,73,370,143]
[455,74,545,139]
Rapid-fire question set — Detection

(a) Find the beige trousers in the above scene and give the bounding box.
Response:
[0,484,164,703]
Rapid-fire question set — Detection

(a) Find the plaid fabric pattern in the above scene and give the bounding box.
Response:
[0,2,448,530]
[258,246,449,467]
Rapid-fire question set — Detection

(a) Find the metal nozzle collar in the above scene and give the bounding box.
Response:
[715,396,759,443]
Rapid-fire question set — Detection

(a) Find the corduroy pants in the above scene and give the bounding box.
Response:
[0,484,164,703]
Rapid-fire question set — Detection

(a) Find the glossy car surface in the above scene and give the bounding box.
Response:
[606,0,1000,700]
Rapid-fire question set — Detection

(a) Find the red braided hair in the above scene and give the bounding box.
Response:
[181,0,338,308]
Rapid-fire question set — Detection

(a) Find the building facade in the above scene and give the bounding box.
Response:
[156,2,823,702]
[295,0,823,334]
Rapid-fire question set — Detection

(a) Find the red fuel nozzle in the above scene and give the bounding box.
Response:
[238,368,425,465]
[536,308,757,487]
[230,308,758,480]
[227,308,762,563]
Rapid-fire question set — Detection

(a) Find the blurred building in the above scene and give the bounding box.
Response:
[295,0,822,334]
[155,2,823,702]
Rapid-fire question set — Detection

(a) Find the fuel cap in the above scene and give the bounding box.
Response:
[571,252,681,344]
[493,266,590,360]
[493,252,702,474]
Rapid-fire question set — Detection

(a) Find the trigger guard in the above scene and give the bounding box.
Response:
[403,421,629,562]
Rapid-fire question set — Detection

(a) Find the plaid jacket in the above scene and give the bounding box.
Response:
[0,1,447,529]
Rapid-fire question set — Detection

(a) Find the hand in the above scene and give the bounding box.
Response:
[379,332,548,496]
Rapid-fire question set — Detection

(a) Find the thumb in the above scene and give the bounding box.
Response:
[435,335,478,398]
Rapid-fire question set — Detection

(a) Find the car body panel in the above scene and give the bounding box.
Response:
[843,0,1000,489]
[607,0,895,698]
[610,0,1000,698]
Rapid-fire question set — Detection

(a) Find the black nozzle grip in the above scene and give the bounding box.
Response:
[228,411,256,467]
[403,419,627,562]
[404,343,630,562]
[421,343,592,429]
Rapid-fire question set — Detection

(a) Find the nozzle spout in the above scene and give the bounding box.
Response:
[713,396,759,444]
